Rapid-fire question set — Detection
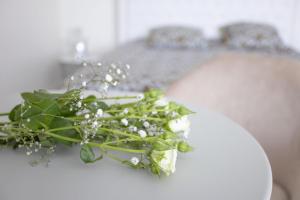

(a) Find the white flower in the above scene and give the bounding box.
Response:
[91,121,98,128]
[77,101,82,108]
[130,157,139,165]
[121,118,128,126]
[82,81,87,87]
[151,149,177,176]
[151,110,158,115]
[123,108,129,114]
[138,130,147,138]
[168,116,191,138]
[70,76,74,81]
[155,98,169,107]
[128,126,137,132]
[105,74,113,82]
[143,121,150,128]
[84,114,90,119]
[95,109,103,117]
[125,64,130,69]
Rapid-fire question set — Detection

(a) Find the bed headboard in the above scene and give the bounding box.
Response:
[116,0,300,50]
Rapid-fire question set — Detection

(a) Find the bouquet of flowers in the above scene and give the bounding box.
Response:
[0,62,193,176]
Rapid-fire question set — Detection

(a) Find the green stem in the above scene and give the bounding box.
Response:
[98,127,141,140]
[97,115,164,122]
[89,142,146,153]
[45,131,81,143]
[44,131,145,154]
[0,113,9,116]
[98,96,138,100]
[48,126,81,132]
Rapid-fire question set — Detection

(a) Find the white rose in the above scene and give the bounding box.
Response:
[151,149,177,176]
[168,116,191,138]
[155,98,169,107]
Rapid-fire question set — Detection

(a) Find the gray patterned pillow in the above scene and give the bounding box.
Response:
[220,22,284,50]
[147,26,208,49]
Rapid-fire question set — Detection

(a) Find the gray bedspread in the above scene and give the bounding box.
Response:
[73,38,300,92]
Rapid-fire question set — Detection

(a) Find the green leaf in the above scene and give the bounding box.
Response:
[9,104,21,121]
[23,102,60,131]
[122,160,146,169]
[21,90,61,104]
[80,144,102,163]
[57,89,81,116]
[177,141,193,153]
[80,144,96,163]
[49,118,79,146]
[168,102,194,116]
[144,89,164,99]
[152,140,174,151]
[16,90,63,130]
[149,162,161,176]
[86,99,109,113]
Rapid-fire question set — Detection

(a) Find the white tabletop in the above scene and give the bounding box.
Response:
[0,91,272,200]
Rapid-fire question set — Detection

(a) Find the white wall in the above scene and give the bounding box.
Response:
[117,0,300,51]
[0,0,61,97]
[0,0,116,98]
[59,0,116,55]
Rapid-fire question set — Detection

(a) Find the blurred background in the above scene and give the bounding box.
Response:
[1,0,300,95]
[1,1,300,200]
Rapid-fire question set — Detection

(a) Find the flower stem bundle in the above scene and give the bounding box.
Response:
[0,88,193,176]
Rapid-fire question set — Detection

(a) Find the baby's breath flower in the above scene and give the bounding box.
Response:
[82,81,87,87]
[138,130,147,138]
[84,114,90,119]
[96,109,103,117]
[82,62,88,67]
[143,121,150,128]
[130,157,139,165]
[155,98,169,107]
[121,118,128,126]
[91,121,98,129]
[128,125,137,132]
[77,101,82,108]
[151,110,158,115]
[105,74,113,82]
[123,108,129,114]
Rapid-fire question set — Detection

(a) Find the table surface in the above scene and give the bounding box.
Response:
[0,91,272,200]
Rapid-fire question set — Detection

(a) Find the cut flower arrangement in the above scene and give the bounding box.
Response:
[0,62,193,176]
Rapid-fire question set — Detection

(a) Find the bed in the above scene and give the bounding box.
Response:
[70,23,300,92]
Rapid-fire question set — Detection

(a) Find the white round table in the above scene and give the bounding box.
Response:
[0,91,272,200]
